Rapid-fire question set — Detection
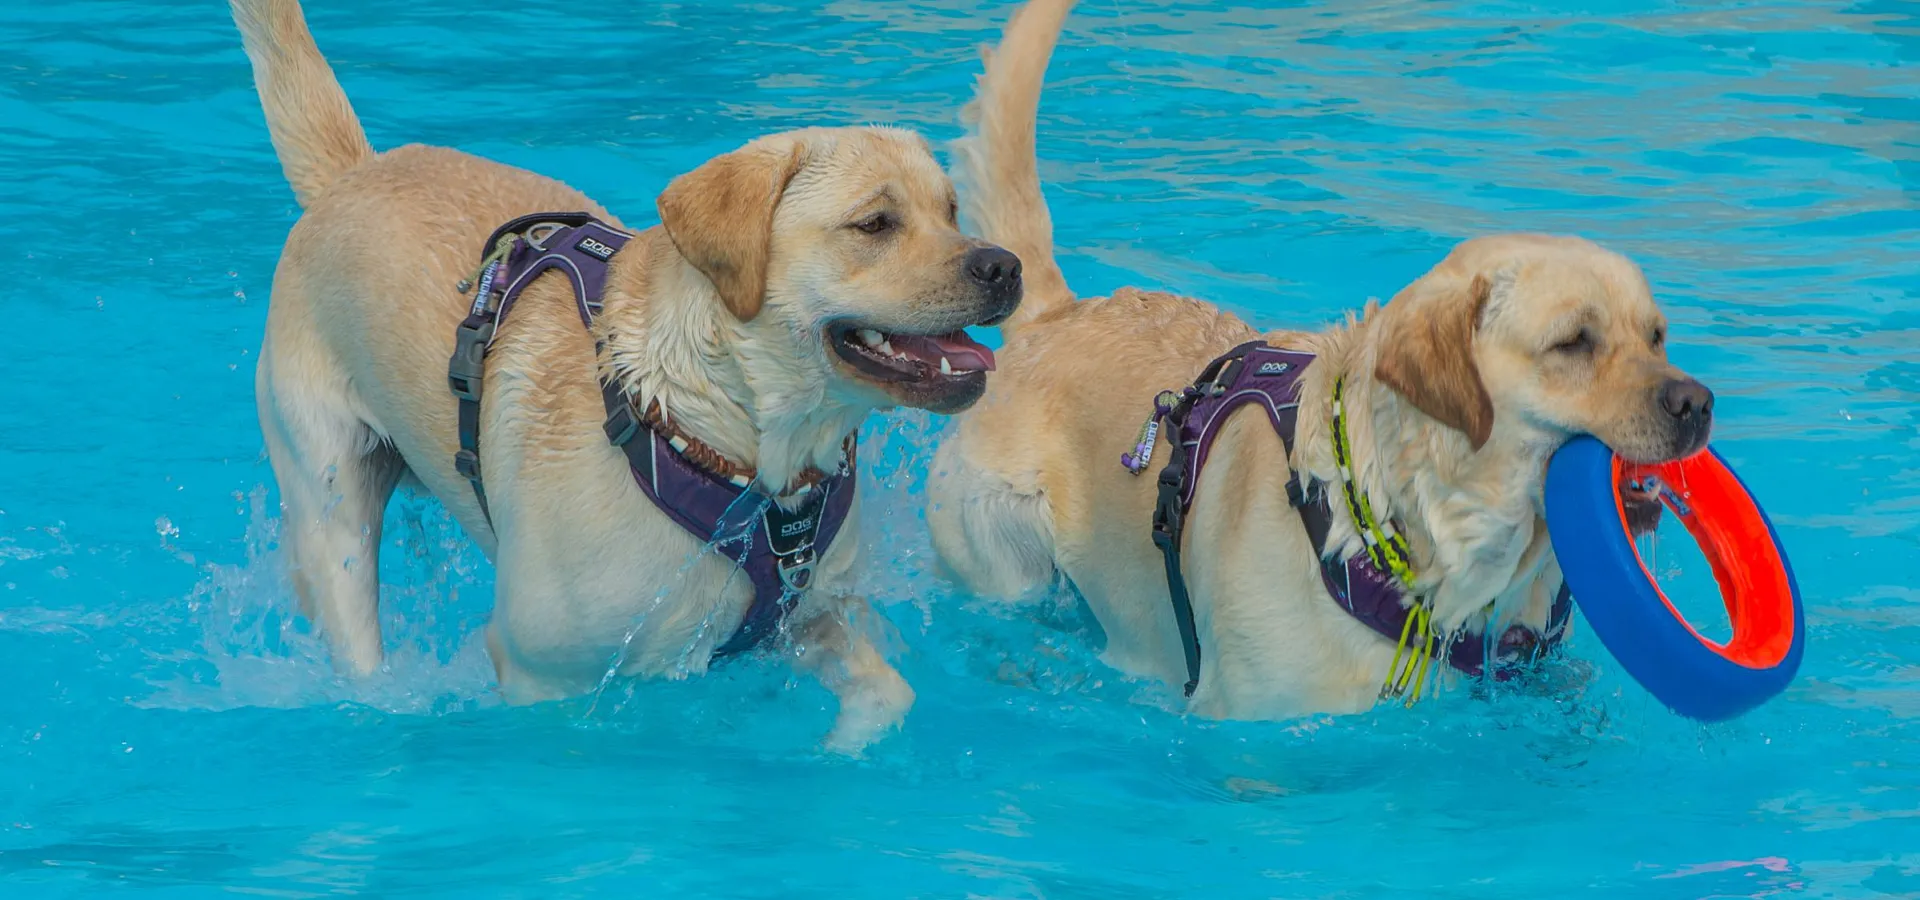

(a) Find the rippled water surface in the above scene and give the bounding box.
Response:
[3,0,1918,896]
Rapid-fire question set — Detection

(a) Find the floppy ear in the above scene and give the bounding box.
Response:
[657,143,805,322]
[1373,271,1495,450]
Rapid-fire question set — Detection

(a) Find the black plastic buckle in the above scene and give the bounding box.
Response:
[1285,474,1320,509]
[1151,463,1185,548]
[453,449,481,479]
[448,321,495,401]
[602,401,640,446]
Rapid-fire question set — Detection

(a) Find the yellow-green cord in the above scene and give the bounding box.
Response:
[1335,377,1444,702]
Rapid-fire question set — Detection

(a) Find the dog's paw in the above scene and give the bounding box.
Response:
[823,669,915,756]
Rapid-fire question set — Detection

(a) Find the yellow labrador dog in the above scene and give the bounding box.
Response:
[927,0,1711,720]
[230,0,1019,750]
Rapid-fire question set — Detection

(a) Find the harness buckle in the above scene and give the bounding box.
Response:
[453,449,481,480]
[603,400,640,446]
[1285,474,1321,509]
[1151,462,1185,548]
[448,321,495,401]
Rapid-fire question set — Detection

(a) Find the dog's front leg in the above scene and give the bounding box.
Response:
[789,597,914,755]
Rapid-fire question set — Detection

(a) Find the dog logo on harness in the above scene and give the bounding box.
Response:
[779,517,816,538]
[575,235,618,261]
[1256,361,1292,376]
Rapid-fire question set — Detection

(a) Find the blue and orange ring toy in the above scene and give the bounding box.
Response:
[1544,436,1804,722]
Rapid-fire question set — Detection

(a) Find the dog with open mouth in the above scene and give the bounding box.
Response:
[230,0,1018,750]
[926,0,1705,720]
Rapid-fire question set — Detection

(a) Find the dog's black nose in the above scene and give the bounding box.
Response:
[966,246,1022,287]
[1659,378,1715,423]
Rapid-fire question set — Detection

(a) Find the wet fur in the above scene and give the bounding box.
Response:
[930,0,1709,719]
[231,0,1012,751]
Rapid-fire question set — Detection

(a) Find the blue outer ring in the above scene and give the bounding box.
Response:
[1543,435,1804,722]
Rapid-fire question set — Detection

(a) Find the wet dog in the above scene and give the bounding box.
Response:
[927,0,1707,719]
[230,0,1019,749]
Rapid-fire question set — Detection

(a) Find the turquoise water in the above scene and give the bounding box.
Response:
[4,0,1918,895]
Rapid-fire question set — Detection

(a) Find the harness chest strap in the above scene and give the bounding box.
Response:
[1137,341,1573,698]
[599,383,858,656]
[446,211,857,658]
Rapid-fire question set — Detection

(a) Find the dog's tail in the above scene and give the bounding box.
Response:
[954,0,1077,338]
[229,0,373,208]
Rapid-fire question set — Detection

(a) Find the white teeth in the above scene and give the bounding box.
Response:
[877,340,896,357]
[939,357,953,375]
[856,328,884,347]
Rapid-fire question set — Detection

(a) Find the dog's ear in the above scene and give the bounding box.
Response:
[1374,271,1495,450]
[657,142,805,323]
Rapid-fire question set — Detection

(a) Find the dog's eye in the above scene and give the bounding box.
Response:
[1553,329,1594,355]
[947,198,959,225]
[1650,325,1667,348]
[852,213,895,235]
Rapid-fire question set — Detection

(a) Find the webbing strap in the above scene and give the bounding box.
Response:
[446,214,632,524]
[1149,341,1268,697]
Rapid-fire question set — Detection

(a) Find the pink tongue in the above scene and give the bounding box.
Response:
[890,331,997,372]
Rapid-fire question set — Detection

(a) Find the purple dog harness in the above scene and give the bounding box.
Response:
[1131,341,1572,696]
[447,212,857,658]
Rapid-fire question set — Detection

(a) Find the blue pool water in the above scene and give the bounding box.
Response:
[4,0,1918,895]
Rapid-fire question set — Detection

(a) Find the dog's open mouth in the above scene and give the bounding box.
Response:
[828,325,997,383]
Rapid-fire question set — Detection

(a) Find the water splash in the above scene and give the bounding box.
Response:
[584,494,766,717]
[139,487,497,715]
[584,413,937,716]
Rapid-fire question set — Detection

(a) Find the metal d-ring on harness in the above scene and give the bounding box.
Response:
[446,211,858,658]
[1124,341,1574,699]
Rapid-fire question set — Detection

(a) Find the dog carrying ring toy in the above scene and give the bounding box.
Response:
[1544,435,1803,722]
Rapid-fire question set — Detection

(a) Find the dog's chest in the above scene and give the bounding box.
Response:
[1421,478,1546,630]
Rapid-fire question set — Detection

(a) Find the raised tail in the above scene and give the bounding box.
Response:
[229,0,373,208]
[953,0,1077,337]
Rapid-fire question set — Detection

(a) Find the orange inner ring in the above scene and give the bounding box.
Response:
[1612,453,1795,670]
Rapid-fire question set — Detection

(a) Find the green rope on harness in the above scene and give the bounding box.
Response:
[1331,377,1442,704]
[1330,378,1417,585]
[459,233,520,296]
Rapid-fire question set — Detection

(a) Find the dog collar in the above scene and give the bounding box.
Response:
[630,397,846,495]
